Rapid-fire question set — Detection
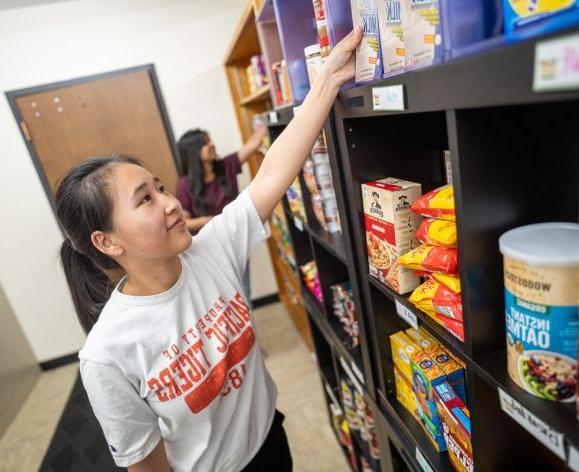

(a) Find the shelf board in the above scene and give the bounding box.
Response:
[367,275,468,359]
[239,85,271,105]
[473,349,579,451]
[224,1,260,64]
[339,26,579,118]
[377,391,453,472]
[304,221,347,264]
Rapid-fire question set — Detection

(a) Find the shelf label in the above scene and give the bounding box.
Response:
[569,445,579,472]
[415,447,434,472]
[324,382,342,413]
[268,111,278,124]
[351,361,366,386]
[395,300,418,329]
[498,388,566,460]
[340,356,363,395]
[294,217,304,231]
[372,84,405,111]
[534,32,579,92]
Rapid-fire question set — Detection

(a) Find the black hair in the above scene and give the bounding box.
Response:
[55,155,140,334]
[372,191,379,198]
[177,129,233,215]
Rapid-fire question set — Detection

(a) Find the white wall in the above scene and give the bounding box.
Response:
[0,0,278,362]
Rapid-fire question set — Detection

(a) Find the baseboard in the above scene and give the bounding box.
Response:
[252,293,280,309]
[39,352,79,371]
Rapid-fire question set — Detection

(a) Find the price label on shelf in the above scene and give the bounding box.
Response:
[294,217,304,231]
[340,356,363,395]
[372,84,405,111]
[268,111,278,124]
[534,32,579,92]
[351,361,365,385]
[498,388,566,460]
[569,445,579,472]
[395,300,418,329]
[415,447,434,472]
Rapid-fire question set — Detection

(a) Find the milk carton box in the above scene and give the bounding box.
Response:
[401,0,443,70]
[351,0,383,83]
[377,0,406,76]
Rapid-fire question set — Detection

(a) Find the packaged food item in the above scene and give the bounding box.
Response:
[410,350,447,451]
[377,0,405,76]
[362,178,422,294]
[312,0,332,56]
[398,245,459,274]
[390,331,422,380]
[271,60,293,107]
[300,260,323,302]
[433,382,473,472]
[431,273,461,293]
[417,218,457,248]
[500,222,579,402]
[312,131,328,154]
[351,0,383,83]
[408,279,463,322]
[406,327,439,350]
[503,0,579,36]
[286,177,307,222]
[341,379,361,430]
[434,313,465,342]
[302,158,318,195]
[331,282,360,348]
[304,43,324,87]
[425,346,466,402]
[411,184,455,221]
[400,0,443,70]
[394,365,420,420]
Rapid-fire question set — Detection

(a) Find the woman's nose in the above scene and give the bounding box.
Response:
[164,194,181,215]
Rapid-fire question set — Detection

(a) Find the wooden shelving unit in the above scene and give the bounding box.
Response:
[228,2,579,471]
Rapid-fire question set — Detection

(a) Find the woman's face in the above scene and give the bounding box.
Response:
[200,134,217,163]
[105,163,192,262]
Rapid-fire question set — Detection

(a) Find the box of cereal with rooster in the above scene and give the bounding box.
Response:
[362,178,422,294]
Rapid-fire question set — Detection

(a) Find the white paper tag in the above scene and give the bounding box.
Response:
[498,388,566,460]
[395,300,418,329]
[415,447,434,472]
[534,32,579,92]
[351,361,365,385]
[340,356,363,395]
[569,445,579,472]
[372,84,405,111]
[268,111,278,124]
[294,217,304,231]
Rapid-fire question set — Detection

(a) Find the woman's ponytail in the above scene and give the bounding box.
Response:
[55,155,141,334]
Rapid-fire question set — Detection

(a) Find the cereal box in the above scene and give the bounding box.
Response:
[503,0,579,34]
[400,0,443,70]
[410,350,447,451]
[377,0,405,76]
[394,365,420,420]
[425,346,466,403]
[433,382,474,472]
[351,0,383,83]
[406,327,439,350]
[390,331,422,381]
[362,178,422,294]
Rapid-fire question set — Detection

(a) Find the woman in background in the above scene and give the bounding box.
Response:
[176,126,266,301]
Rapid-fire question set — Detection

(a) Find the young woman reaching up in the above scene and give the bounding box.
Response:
[55,27,362,472]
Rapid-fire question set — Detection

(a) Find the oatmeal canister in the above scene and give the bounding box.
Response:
[499,223,579,402]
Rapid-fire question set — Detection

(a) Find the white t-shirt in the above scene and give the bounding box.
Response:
[79,190,278,472]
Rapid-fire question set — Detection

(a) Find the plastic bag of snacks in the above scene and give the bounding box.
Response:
[398,245,459,274]
[408,278,463,322]
[411,185,455,221]
[300,261,323,302]
[417,218,457,248]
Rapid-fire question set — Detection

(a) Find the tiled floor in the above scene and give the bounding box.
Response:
[0,302,348,472]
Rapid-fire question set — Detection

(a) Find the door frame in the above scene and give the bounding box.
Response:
[5,64,181,214]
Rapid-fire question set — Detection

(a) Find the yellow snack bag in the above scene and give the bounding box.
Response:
[398,244,458,274]
[411,185,456,221]
[417,218,457,248]
[431,273,461,293]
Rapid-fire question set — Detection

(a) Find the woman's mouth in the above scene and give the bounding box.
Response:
[169,217,186,230]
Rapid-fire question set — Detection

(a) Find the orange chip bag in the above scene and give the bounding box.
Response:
[408,279,463,322]
[412,185,455,221]
[398,245,458,274]
[417,218,457,248]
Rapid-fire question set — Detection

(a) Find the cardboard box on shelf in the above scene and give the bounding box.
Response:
[390,331,422,381]
[394,365,420,421]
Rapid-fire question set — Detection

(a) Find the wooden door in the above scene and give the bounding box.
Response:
[8,65,178,204]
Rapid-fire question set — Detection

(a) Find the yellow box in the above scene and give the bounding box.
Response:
[394,366,419,421]
[390,331,422,381]
[405,327,439,350]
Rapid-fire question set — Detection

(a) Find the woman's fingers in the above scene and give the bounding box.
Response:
[334,26,363,53]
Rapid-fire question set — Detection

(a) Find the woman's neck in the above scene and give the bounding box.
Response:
[121,256,182,296]
[203,161,216,183]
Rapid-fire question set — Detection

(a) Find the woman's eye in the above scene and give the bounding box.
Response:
[158,185,165,193]
[141,194,152,205]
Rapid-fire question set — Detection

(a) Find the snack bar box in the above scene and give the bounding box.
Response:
[425,345,466,403]
[390,331,422,381]
[362,178,422,294]
[504,0,579,39]
[433,382,474,472]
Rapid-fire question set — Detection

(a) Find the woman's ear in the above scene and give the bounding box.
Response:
[91,231,124,258]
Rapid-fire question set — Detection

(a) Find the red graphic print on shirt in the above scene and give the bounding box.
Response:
[146,291,255,414]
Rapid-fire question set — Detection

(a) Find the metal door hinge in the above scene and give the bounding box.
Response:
[20,121,32,142]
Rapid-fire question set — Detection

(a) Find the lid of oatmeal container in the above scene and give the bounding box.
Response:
[499,222,579,267]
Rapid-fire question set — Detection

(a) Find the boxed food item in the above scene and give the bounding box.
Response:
[362,178,422,294]
[425,345,466,402]
[312,0,332,56]
[406,327,439,350]
[410,350,447,451]
[394,365,420,420]
[401,0,443,70]
[377,0,405,76]
[503,0,579,36]
[305,43,324,87]
[433,382,474,472]
[390,331,422,380]
[351,0,383,83]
